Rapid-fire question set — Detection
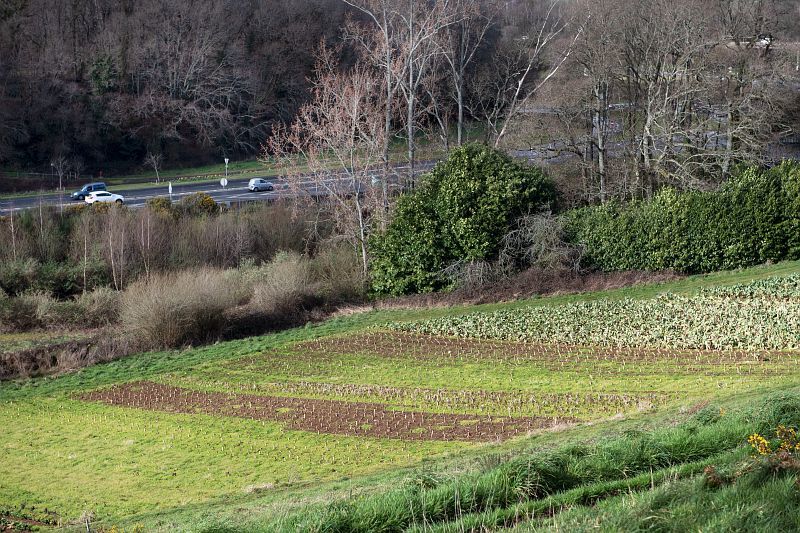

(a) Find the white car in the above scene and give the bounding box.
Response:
[85,191,125,205]
[248,178,274,192]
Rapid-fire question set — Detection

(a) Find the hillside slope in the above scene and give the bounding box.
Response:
[1,261,799,531]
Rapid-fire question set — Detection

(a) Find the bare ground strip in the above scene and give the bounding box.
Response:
[80,381,574,442]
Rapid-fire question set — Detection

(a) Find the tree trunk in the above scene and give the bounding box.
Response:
[407,89,416,186]
[382,45,392,220]
[595,81,608,203]
[456,72,464,146]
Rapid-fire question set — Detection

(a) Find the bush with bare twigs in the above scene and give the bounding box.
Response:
[121,268,241,348]
[76,287,120,327]
[310,244,366,303]
[248,252,314,316]
[498,214,583,273]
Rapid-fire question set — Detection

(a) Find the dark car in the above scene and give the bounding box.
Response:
[71,182,107,201]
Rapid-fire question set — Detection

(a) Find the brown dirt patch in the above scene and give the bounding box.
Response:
[79,381,575,442]
[0,338,94,380]
[0,333,139,381]
[283,331,791,368]
[1,514,55,529]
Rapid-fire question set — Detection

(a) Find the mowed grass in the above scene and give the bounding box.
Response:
[0,399,460,521]
[0,260,799,528]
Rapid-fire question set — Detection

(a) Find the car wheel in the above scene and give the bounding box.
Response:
[116,199,123,204]
[267,186,274,191]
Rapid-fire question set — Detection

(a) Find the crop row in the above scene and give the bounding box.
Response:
[79,381,571,442]
[235,332,787,367]
[700,274,800,299]
[159,374,673,418]
[389,293,800,350]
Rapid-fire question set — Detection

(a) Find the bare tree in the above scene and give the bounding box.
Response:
[265,45,387,274]
[437,0,495,146]
[395,0,460,180]
[144,151,163,183]
[570,0,622,201]
[343,0,460,188]
[342,0,407,200]
[421,58,454,152]
[468,0,580,148]
[8,207,18,262]
[50,156,69,191]
[523,0,790,203]
[615,0,784,193]
[70,157,84,183]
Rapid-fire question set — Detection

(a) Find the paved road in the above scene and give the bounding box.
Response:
[0,163,435,215]
[0,174,277,214]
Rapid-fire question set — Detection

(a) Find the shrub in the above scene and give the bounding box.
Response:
[248,252,313,316]
[310,244,366,302]
[0,259,39,296]
[21,290,62,324]
[64,203,90,216]
[441,259,502,291]
[0,259,109,298]
[498,214,582,273]
[76,287,120,328]
[370,143,557,295]
[0,295,40,331]
[120,268,240,348]
[146,196,174,216]
[567,161,800,274]
[177,192,219,217]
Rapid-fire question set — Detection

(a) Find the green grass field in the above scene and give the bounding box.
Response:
[1,261,800,531]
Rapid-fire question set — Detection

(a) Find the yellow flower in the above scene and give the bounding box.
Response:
[748,433,772,456]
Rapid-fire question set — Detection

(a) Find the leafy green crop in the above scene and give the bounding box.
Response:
[700,274,800,299]
[390,275,800,350]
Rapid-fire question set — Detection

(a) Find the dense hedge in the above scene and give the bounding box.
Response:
[370,143,556,295]
[567,162,800,273]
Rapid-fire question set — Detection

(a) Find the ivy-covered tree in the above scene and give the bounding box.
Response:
[370,143,556,295]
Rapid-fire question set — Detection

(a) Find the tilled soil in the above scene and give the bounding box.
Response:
[79,381,574,442]
[182,379,671,417]
[285,331,791,366]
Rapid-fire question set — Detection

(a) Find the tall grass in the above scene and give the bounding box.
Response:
[262,392,800,532]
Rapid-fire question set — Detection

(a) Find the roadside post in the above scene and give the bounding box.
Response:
[168,181,173,202]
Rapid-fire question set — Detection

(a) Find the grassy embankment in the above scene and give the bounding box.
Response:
[0,260,799,531]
